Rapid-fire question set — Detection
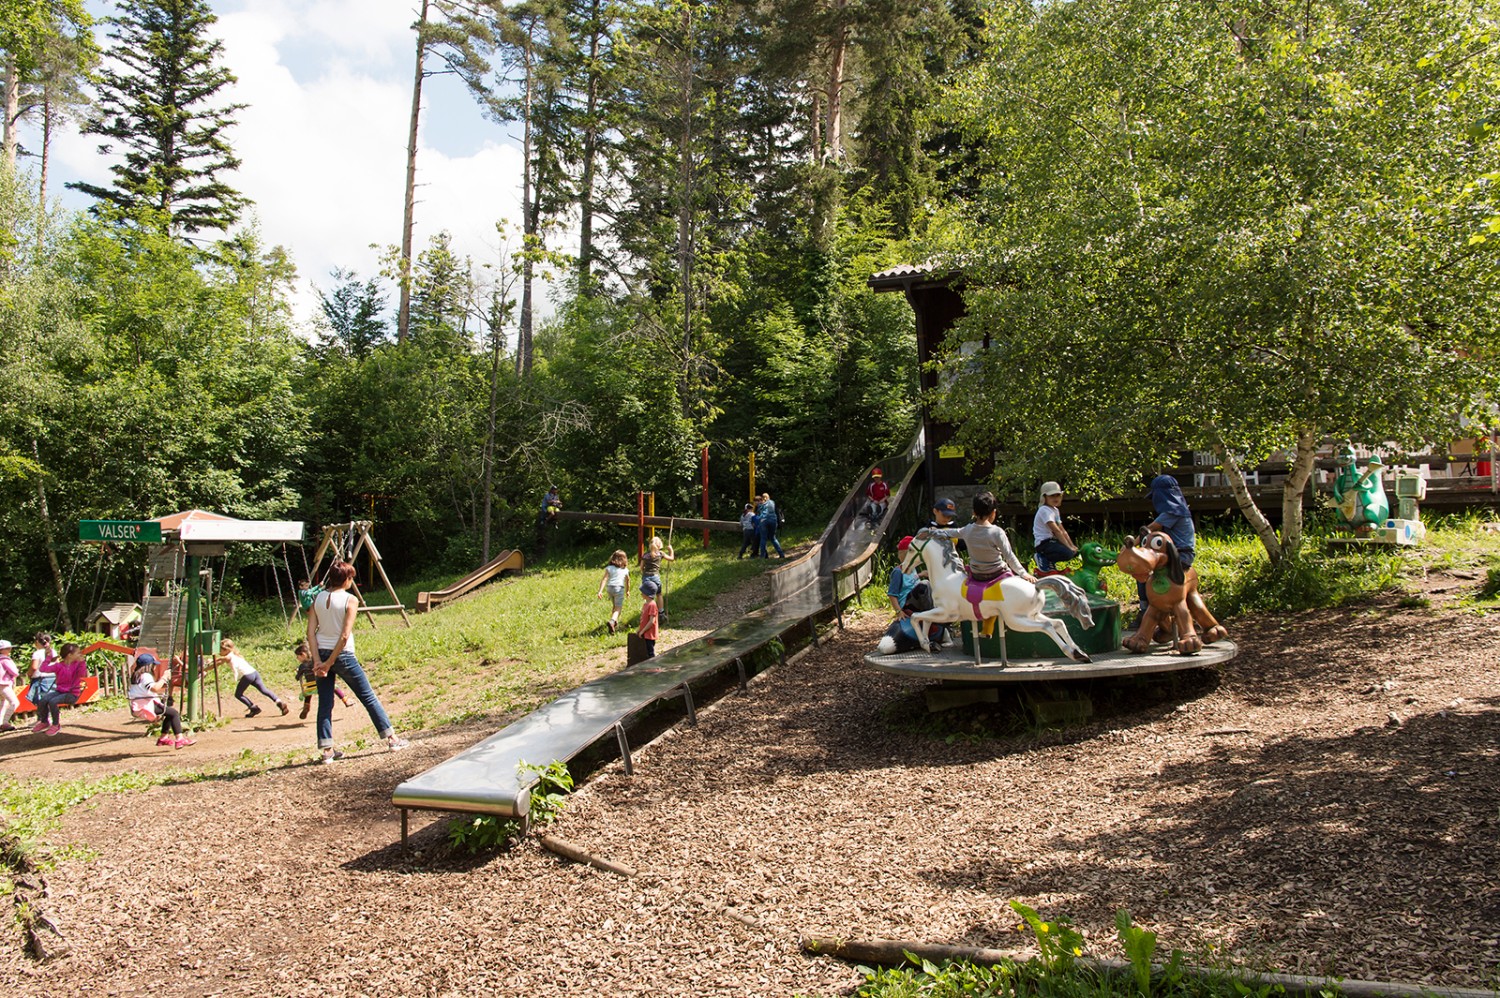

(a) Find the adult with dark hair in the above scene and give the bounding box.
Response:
[307,561,408,764]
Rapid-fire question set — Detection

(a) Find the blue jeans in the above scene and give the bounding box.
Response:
[1035,538,1077,572]
[759,518,783,558]
[316,649,393,748]
[37,689,78,725]
[738,528,757,558]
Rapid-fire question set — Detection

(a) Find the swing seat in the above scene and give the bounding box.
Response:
[18,676,100,714]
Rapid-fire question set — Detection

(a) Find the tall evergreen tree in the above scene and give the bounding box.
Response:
[69,0,247,235]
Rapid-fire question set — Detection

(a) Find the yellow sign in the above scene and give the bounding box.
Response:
[938,444,965,459]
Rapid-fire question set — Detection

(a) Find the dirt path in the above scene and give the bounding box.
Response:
[3,572,1498,997]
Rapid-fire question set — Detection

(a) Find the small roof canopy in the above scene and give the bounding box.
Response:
[152,509,305,543]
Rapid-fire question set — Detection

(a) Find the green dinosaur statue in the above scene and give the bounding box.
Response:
[1332,446,1390,528]
[1072,541,1118,595]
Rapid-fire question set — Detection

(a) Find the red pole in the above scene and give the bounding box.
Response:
[637,491,645,561]
[701,445,710,549]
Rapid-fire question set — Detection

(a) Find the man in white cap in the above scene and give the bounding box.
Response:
[1033,481,1078,572]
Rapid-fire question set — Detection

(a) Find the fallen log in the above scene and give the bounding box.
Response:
[539,833,637,878]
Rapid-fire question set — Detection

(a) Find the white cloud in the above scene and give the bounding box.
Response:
[36,0,530,335]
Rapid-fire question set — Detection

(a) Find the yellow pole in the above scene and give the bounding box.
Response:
[749,451,756,502]
[648,493,656,540]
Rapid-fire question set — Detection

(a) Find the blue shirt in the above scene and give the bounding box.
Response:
[887,564,920,606]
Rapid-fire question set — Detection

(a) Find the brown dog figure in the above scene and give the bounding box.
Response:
[1115,530,1227,655]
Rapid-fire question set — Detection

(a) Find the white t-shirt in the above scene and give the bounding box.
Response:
[313,589,358,655]
[1033,504,1062,545]
[31,647,54,676]
[225,652,255,680]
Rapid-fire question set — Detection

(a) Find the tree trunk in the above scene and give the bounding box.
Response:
[398,0,431,345]
[3,56,20,171]
[677,3,695,361]
[1278,429,1319,561]
[38,94,52,232]
[1217,445,1282,564]
[32,439,72,631]
[576,0,602,292]
[516,38,536,378]
[825,7,847,161]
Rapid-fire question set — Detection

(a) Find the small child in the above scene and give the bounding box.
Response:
[127,661,193,748]
[293,641,353,719]
[296,577,324,612]
[215,639,290,718]
[32,641,86,736]
[0,640,19,732]
[595,550,630,634]
[639,535,675,617]
[926,491,1036,586]
[637,588,659,659]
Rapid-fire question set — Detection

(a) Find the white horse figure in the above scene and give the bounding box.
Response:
[882,530,1096,663]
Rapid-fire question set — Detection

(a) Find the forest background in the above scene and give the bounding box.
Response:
[1,0,1497,636]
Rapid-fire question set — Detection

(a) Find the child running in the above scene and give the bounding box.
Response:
[214,639,290,718]
[595,550,630,635]
[0,640,19,732]
[293,641,353,719]
[32,641,87,735]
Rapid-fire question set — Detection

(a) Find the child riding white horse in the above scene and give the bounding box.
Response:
[878,492,1094,664]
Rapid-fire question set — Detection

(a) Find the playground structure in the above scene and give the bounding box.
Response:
[391,431,927,840]
[77,510,305,722]
[306,521,410,626]
[416,549,524,612]
[1329,446,1429,547]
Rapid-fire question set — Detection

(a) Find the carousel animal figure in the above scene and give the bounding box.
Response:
[1115,530,1227,655]
[883,530,1096,663]
[1071,541,1118,595]
[1332,446,1389,530]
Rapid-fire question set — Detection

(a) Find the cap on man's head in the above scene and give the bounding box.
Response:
[896,536,914,552]
[0,640,11,651]
[934,497,957,513]
[1040,481,1064,498]
[135,652,159,667]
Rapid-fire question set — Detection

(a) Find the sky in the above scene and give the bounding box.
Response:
[26,0,529,333]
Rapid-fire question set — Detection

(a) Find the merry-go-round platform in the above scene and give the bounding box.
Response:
[864,639,1239,684]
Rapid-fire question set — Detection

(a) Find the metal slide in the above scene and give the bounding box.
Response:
[415,549,525,613]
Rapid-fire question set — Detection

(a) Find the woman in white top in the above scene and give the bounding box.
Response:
[306,561,408,763]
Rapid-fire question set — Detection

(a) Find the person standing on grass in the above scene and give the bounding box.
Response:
[308,561,408,764]
[214,639,290,718]
[737,503,758,558]
[32,642,86,736]
[637,588,659,659]
[596,550,630,635]
[756,493,785,559]
[0,640,19,732]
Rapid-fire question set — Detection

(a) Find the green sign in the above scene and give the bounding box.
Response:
[79,520,163,543]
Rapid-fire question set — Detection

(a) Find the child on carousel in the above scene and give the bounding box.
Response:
[923,491,1038,589]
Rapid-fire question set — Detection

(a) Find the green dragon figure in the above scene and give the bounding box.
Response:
[1332,446,1390,528]
[1072,541,1118,595]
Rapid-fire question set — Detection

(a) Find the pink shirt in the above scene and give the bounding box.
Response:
[52,659,87,695]
[0,654,17,686]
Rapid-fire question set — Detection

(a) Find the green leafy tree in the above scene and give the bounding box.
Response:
[316,268,390,361]
[69,0,248,235]
[932,0,1500,564]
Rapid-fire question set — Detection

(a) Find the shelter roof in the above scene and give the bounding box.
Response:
[150,509,305,543]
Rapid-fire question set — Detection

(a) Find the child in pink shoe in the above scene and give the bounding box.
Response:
[35,642,87,735]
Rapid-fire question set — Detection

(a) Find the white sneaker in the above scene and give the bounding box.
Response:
[321,748,344,764]
[387,735,409,752]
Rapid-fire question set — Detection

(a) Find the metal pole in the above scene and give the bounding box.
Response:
[184,554,202,722]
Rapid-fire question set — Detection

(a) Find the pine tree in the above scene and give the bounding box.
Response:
[68,0,247,234]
